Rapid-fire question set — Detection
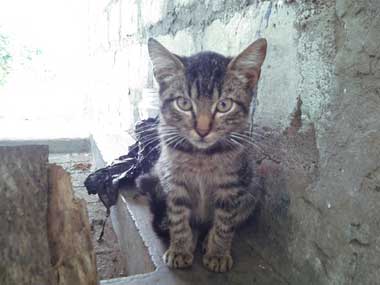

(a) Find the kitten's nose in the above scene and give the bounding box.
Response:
[195,115,211,138]
[196,127,211,137]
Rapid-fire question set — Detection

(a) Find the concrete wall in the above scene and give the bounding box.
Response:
[89,0,380,284]
[88,0,318,132]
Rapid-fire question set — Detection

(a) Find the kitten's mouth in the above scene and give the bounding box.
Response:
[168,134,233,152]
[193,139,212,149]
[190,135,221,150]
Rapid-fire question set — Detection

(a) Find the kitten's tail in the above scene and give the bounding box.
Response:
[136,174,169,237]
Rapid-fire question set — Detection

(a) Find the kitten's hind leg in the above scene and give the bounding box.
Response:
[136,173,169,237]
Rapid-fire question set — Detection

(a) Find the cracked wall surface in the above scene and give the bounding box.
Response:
[89,0,380,283]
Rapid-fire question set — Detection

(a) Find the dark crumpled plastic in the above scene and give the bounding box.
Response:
[84,117,160,239]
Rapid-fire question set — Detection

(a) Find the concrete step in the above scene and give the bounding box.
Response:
[101,189,289,285]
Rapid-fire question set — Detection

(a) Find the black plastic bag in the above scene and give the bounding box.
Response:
[84,117,161,239]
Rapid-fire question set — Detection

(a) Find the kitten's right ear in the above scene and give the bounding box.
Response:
[148,38,184,83]
[227,38,267,88]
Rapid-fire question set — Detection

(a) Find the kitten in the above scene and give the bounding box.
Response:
[137,38,267,272]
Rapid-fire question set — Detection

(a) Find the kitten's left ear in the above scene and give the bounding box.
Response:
[147,38,185,84]
[227,38,267,88]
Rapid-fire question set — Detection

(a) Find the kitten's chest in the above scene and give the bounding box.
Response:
[194,177,211,222]
[172,155,226,222]
[173,153,226,177]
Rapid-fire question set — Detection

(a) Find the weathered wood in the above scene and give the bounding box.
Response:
[0,145,55,285]
[0,145,98,285]
[48,164,98,285]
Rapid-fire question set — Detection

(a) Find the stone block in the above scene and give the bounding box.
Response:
[0,145,55,285]
[48,164,98,285]
[0,145,98,284]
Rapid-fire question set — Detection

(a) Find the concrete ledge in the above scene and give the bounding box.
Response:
[90,133,135,167]
[90,130,296,284]
[109,191,156,276]
[92,123,328,285]
[88,126,298,284]
[0,138,91,154]
[102,188,291,285]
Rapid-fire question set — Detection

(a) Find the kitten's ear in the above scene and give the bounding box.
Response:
[148,38,184,83]
[227,38,267,88]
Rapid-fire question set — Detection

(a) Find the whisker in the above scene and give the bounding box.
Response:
[134,125,176,136]
[160,133,176,143]
[141,133,174,140]
[138,130,178,143]
[159,131,179,136]
[138,133,159,140]
[247,133,266,140]
[241,130,269,140]
[140,136,161,144]
[134,127,159,135]
[232,132,277,149]
[227,136,242,147]
[139,137,161,153]
[229,138,243,148]
[172,137,185,149]
[164,135,181,147]
[127,135,162,152]
[143,143,162,158]
[230,134,266,154]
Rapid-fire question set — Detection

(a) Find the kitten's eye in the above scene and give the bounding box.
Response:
[216,99,233,113]
[176,97,192,111]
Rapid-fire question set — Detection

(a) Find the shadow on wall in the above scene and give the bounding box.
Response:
[243,96,322,284]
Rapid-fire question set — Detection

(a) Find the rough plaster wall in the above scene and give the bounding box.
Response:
[154,1,301,127]
[88,0,308,132]
[314,1,380,282]
[89,0,380,283]
[253,1,380,283]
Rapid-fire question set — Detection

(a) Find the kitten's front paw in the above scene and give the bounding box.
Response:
[163,249,193,269]
[203,254,233,272]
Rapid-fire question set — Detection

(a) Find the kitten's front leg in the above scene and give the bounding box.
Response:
[203,188,255,272]
[202,205,235,273]
[163,186,195,269]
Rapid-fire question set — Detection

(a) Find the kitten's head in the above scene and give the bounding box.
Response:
[148,38,267,151]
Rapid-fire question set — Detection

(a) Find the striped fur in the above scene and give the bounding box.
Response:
[142,38,267,272]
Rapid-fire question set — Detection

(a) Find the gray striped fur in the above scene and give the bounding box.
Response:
[145,38,267,272]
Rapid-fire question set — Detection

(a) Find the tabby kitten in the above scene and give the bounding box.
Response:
[138,38,267,272]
